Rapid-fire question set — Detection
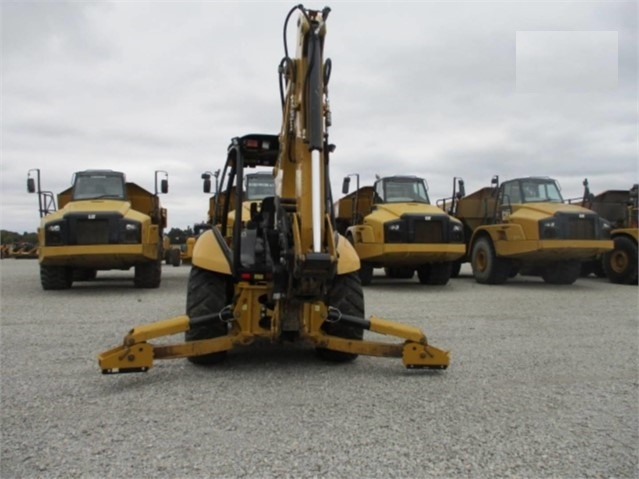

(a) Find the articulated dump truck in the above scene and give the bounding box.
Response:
[28,169,169,290]
[98,5,449,374]
[440,176,613,285]
[584,183,638,284]
[335,174,465,285]
[207,170,276,236]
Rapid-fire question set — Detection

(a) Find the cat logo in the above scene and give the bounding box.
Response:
[88,214,96,220]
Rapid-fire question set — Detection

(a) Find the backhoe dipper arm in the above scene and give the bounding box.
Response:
[277,5,332,257]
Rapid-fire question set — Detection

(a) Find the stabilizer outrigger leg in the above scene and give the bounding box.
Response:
[98,308,449,374]
[314,309,450,369]
[99,310,236,374]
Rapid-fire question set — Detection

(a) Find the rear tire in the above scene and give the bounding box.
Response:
[170,248,181,267]
[541,261,581,285]
[450,259,462,278]
[40,265,72,290]
[317,272,365,362]
[423,262,452,285]
[358,261,374,286]
[134,258,161,288]
[417,264,431,284]
[185,267,230,365]
[73,268,97,281]
[384,267,414,279]
[592,260,606,278]
[471,237,509,284]
[603,236,638,285]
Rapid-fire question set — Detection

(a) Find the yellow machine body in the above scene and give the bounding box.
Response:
[98,5,449,374]
[472,203,612,261]
[450,176,613,284]
[335,176,465,285]
[29,169,168,289]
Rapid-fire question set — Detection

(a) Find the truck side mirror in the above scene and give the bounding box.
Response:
[342,177,350,194]
[27,178,36,193]
[161,179,169,194]
[457,179,465,198]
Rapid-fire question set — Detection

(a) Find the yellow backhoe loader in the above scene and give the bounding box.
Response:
[98,5,449,374]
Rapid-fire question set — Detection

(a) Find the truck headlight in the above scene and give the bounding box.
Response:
[119,220,141,243]
[44,221,65,246]
[449,222,464,242]
[539,219,559,239]
[384,220,404,243]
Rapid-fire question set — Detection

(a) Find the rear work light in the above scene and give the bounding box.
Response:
[239,272,273,282]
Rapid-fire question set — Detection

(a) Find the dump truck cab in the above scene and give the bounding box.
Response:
[452,175,613,285]
[337,174,465,285]
[228,172,276,231]
[72,170,127,201]
[28,168,168,290]
[203,168,275,237]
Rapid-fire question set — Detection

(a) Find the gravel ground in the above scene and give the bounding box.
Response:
[1,259,637,479]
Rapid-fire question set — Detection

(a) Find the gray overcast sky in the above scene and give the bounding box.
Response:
[1,1,637,233]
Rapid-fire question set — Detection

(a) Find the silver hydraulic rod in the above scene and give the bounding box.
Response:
[312,149,321,252]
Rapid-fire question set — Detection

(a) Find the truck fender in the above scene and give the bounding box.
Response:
[612,229,638,243]
[345,224,375,244]
[191,228,232,275]
[336,233,360,275]
[470,224,526,256]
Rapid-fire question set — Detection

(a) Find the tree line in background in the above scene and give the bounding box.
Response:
[1,230,38,245]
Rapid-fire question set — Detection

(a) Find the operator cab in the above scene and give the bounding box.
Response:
[374,176,430,204]
[499,177,564,205]
[215,135,281,282]
[72,170,126,201]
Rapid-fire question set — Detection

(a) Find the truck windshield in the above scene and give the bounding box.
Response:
[246,175,275,201]
[518,179,564,203]
[380,178,430,204]
[73,174,126,200]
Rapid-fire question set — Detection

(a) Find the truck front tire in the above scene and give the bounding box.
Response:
[603,236,638,285]
[134,259,161,288]
[471,237,509,284]
[40,265,72,290]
